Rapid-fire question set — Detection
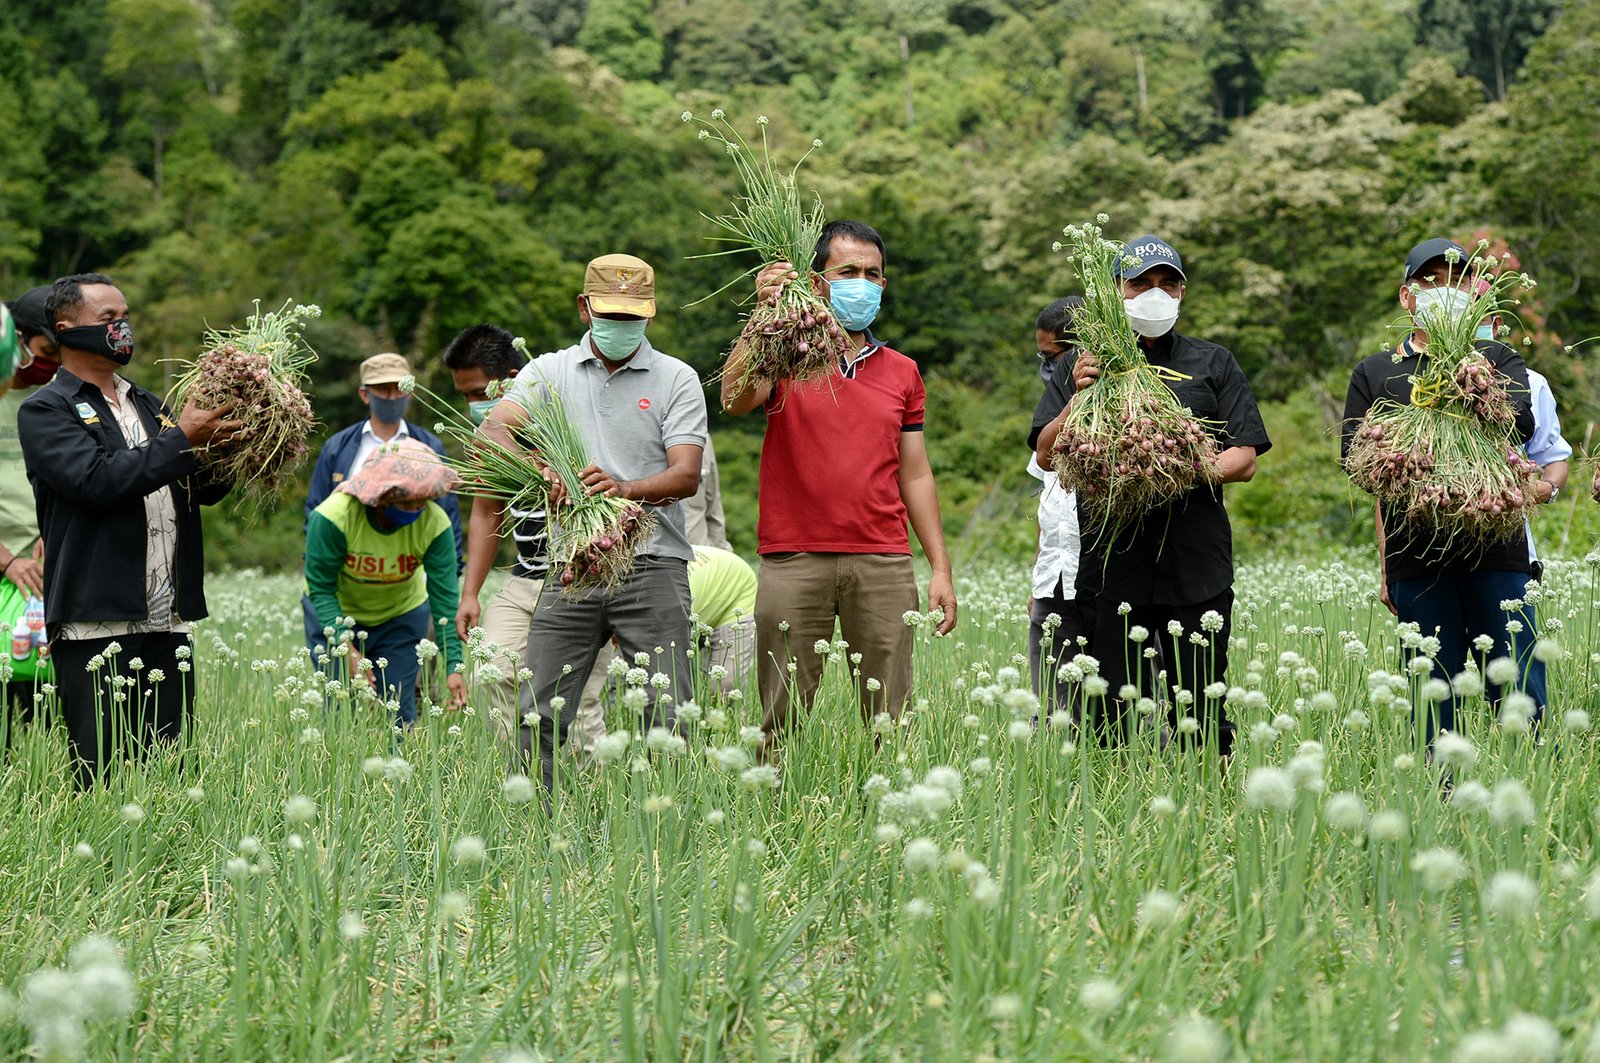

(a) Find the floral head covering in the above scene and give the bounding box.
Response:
[337,438,461,506]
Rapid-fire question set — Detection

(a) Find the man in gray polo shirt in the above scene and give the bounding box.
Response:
[481,253,707,788]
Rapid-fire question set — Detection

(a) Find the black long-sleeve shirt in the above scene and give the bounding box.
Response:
[1341,337,1537,583]
[1031,331,1271,606]
[19,369,231,636]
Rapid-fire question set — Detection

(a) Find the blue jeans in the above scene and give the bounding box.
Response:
[1388,568,1545,742]
[312,600,432,727]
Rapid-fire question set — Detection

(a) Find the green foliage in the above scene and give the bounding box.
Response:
[365,193,577,356]
[0,0,1584,572]
[1488,0,1600,369]
[1417,0,1559,101]
[578,0,663,80]
[658,0,808,88]
[1265,0,1418,105]
[1228,377,1372,551]
[1150,90,1412,392]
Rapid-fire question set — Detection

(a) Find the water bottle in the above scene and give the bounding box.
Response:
[11,617,30,660]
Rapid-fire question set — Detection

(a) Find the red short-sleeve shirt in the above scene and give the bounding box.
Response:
[757,344,925,555]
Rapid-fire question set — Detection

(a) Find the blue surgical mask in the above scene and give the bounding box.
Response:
[467,399,497,425]
[1475,324,1495,342]
[829,278,883,332]
[368,393,409,425]
[381,504,424,527]
[588,318,647,361]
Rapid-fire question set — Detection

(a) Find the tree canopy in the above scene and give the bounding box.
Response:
[1,0,1593,559]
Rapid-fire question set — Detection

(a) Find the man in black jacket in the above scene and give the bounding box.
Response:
[19,273,238,787]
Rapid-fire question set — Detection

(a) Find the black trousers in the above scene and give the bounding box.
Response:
[51,631,193,788]
[1087,588,1235,755]
[1028,581,1095,722]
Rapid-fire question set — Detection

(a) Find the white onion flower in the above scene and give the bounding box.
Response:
[451,835,487,867]
[1244,767,1295,811]
[1324,792,1367,833]
[902,837,941,874]
[1489,779,1536,828]
[1483,870,1539,919]
[1410,847,1469,892]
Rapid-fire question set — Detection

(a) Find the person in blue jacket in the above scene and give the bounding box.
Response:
[301,353,461,660]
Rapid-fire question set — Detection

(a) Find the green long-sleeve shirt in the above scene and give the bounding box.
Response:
[304,491,462,671]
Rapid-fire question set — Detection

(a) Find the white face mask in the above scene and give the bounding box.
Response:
[1124,287,1181,339]
[1411,285,1471,329]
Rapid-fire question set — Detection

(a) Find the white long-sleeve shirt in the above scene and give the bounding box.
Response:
[1524,368,1572,563]
[1027,456,1079,600]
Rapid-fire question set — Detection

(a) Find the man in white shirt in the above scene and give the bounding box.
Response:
[1518,365,1570,716]
[1522,367,1571,571]
[1027,455,1087,721]
[1026,299,1092,721]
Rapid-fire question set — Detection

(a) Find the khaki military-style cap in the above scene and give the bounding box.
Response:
[360,352,411,385]
[583,254,656,318]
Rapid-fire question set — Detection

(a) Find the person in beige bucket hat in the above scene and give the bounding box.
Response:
[301,352,462,667]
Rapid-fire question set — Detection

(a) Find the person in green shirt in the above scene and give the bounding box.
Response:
[305,439,466,726]
[0,287,64,745]
[689,545,757,696]
[0,288,62,596]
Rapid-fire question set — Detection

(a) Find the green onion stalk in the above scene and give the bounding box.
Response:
[1047,218,1219,539]
[399,350,655,595]
[683,110,852,393]
[1344,243,1540,545]
[396,377,551,519]
[167,300,320,502]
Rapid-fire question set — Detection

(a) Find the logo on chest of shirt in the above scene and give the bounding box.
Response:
[75,401,100,425]
[344,552,421,581]
[637,398,651,411]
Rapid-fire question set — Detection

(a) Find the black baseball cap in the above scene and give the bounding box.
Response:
[8,286,53,341]
[1118,235,1185,280]
[1403,238,1467,282]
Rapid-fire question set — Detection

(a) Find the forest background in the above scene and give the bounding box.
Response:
[2,0,1597,569]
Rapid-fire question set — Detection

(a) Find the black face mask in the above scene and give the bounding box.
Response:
[56,319,134,366]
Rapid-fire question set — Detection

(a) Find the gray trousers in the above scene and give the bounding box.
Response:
[519,557,691,787]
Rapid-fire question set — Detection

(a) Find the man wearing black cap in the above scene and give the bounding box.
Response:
[1034,296,1083,385]
[1033,236,1270,756]
[1341,238,1541,744]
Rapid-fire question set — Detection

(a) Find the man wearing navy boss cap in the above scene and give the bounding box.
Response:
[1032,234,1271,756]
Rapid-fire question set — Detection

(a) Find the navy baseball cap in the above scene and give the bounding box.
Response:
[1403,238,1467,282]
[8,286,53,341]
[1118,235,1185,280]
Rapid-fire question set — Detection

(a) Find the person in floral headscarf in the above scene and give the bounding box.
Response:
[304,438,466,725]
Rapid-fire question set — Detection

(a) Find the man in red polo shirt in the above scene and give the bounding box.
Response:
[722,220,957,755]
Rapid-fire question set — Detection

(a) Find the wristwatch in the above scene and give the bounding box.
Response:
[1542,479,1560,503]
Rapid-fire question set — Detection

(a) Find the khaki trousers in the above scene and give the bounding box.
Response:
[755,552,918,741]
[479,574,609,752]
[705,616,756,697]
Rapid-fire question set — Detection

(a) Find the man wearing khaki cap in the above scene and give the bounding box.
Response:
[480,252,708,790]
[302,352,462,665]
